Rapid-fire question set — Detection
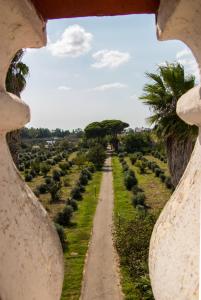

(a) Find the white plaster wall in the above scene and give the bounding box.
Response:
[149,0,200,299]
[0,0,64,299]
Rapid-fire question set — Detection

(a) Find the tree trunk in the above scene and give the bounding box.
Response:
[166,136,195,188]
[6,130,21,166]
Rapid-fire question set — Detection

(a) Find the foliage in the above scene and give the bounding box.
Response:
[40,163,50,176]
[132,192,146,207]
[55,205,73,226]
[52,169,62,181]
[67,199,78,211]
[87,162,95,173]
[79,174,89,185]
[6,50,29,96]
[122,132,152,153]
[135,275,154,300]
[165,176,173,189]
[70,185,82,200]
[140,63,196,139]
[55,223,67,251]
[84,122,106,139]
[25,173,33,182]
[140,62,197,186]
[124,173,137,190]
[74,152,87,169]
[36,183,47,194]
[87,144,106,169]
[48,181,61,202]
[136,160,147,174]
[115,214,156,297]
[85,119,129,151]
[129,154,138,165]
[30,161,40,175]
[20,127,71,139]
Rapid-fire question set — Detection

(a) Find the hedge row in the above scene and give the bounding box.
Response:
[54,163,95,250]
[119,156,147,211]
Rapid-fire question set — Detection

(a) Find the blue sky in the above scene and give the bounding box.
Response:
[22,14,198,130]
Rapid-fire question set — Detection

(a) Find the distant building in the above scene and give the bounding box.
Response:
[32,145,40,150]
[134,127,151,133]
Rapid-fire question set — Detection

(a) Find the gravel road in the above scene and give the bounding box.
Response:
[80,155,123,300]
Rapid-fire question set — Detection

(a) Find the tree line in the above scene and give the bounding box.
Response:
[20,127,84,139]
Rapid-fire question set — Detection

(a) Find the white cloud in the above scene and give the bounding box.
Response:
[176,48,199,81]
[89,82,127,92]
[92,49,130,69]
[58,86,72,91]
[48,25,93,57]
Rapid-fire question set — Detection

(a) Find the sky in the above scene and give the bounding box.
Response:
[21,14,199,130]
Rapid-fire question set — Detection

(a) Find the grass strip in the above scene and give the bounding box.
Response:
[112,156,140,299]
[61,171,102,300]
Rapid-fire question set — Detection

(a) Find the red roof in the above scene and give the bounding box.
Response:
[31,0,159,20]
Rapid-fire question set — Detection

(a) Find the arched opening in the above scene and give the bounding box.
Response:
[0,1,199,300]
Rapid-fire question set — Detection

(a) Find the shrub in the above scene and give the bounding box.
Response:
[132,192,146,207]
[118,153,124,158]
[54,155,63,163]
[60,169,67,176]
[136,160,146,174]
[63,177,69,187]
[67,199,78,211]
[78,184,85,193]
[87,162,95,173]
[124,174,137,190]
[45,176,52,184]
[40,163,50,176]
[55,223,67,251]
[136,204,147,214]
[30,161,40,174]
[132,185,143,194]
[159,173,166,182]
[37,183,47,194]
[150,162,158,171]
[135,275,154,300]
[122,163,129,172]
[48,181,61,202]
[126,169,135,177]
[87,144,106,170]
[19,164,25,171]
[115,214,156,278]
[79,174,88,185]
[154,167,163,177]
[55,205,73,226]
[52,169,61,181]
[25,174,33,182]
[30,168,36,178]
[129,154,138,165]
[47,159,54,165]
[59,162,70,171]
[165,177,173,189]
[24,161,30,169]
[119,157,124,164]
[81,168,92,179]
[71,186,82,200]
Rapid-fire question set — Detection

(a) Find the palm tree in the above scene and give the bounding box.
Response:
[6,50,29,165]
[140,63,197,187]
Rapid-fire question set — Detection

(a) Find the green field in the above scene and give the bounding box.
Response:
[21,149,102,299]
[126,156,171,214]
[61,171,102,299]
[112,155,172,299]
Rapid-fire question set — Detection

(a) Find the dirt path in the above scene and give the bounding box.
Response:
[81,155,123,300]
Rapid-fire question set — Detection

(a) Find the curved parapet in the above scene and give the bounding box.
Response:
[0,0,64,299]
[149,1,200,299]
